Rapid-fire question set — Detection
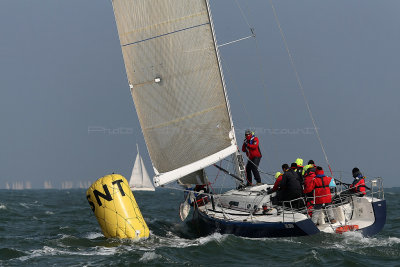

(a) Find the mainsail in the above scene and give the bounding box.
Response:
[129,145,155,191]
[112,0,237,186]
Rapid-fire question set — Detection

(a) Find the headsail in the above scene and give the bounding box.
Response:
[129,145,155,191]
[112,0,237,186]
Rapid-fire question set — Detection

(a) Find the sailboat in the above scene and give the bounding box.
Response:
[129,144,155,191]
[111,0,386,237]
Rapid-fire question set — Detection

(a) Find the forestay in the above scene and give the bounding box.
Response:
[112,0,237,186]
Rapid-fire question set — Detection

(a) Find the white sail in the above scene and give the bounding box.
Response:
[112,0,238,186]
[129,146,155,191]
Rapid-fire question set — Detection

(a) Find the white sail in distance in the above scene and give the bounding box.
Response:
[129,145,155,191]
[112,0,237,186]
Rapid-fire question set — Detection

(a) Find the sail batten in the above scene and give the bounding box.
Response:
[112,0,237,185]
[122,22,210,47]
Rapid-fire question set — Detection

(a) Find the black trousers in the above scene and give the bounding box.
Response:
[246,157,261,184]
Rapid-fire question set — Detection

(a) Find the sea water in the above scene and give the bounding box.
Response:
[0,188,399,266]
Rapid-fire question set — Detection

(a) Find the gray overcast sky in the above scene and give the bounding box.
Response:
[1,0,399,188]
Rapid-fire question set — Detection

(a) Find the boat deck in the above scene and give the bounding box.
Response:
[198,202,308,224]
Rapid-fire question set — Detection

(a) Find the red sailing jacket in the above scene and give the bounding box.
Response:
[242,135,262,160]
[311,171,333,204]
[350,178,366,195]
[303,171,316,194]
[272,175,283,192]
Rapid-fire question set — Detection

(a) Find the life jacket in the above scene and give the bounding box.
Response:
[350,177,366,195]
[188,185,209,207]
[313,174,332,204]
[303,164,316,176]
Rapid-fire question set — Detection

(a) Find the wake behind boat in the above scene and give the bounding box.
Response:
[110,0,386,238]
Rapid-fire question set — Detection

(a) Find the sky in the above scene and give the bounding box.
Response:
[0,0,399,188]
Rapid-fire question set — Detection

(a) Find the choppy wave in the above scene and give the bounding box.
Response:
[0,189,399,266]
[85,232,104,240]
[18,245,120,262]
[139,252,162,262]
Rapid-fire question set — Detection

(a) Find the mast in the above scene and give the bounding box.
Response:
[205,0,246,182]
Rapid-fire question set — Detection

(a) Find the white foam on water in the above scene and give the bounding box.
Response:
[58,234,73,240]
[18,246,58,261]
[85,232,104,239]
[94,246,119,256]
[311,249,320,261]
[326,231,400,252]
[19,202,42,209]
[17,245,119,261]
[355,236,400,247]
[0,204,6,210]
[45,211,54,215]
[149,231,227,249]
[139,251,161,262]
[197,232,225,245]
[19,203,30,209]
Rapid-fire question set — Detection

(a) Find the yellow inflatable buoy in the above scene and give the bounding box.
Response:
[86,174,150,239]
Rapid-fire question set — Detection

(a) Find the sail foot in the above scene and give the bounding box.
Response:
[153,144,237,186]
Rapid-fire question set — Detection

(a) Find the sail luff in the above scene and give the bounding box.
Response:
[205,0,245,182]
[140,157,154,189]
[129,153,141,187]
[111,1,159,175]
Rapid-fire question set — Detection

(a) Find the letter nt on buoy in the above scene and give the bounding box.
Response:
[86,174,150,239]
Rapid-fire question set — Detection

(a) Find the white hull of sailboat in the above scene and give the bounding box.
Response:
[191,182,386,237]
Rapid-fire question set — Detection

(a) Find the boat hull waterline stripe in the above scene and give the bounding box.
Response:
[122,22,210,47]
[194,208,320,238]
[153,144,237,186]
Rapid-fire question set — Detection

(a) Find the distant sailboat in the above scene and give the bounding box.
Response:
[129,144,155,191]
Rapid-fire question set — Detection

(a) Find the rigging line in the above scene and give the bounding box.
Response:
[247,157,275,183]
[235,0,252,29]
[269,0,332,174]
[233,0,281,165]
[222,157,275,182]
[219,57,254,127]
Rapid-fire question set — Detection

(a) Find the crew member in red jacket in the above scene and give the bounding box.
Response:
[242,129,262,186]
[350,167,367,196]
[303,162,317,216]
[272,172,283,192]
[309,167,336,224]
